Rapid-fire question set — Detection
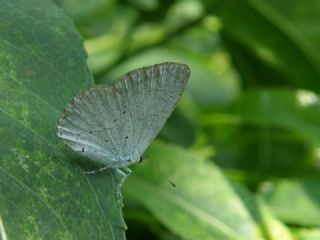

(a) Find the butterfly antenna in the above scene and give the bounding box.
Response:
[151,160,176,188]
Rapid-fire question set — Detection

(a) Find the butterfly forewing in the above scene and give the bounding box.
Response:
[57,62,190,167]
[116,63,190,158]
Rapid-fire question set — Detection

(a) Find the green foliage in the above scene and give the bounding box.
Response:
[124,141,297,240]
[1,0,320,239]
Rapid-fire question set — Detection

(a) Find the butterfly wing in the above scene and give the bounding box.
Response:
[57,86,122,166]
[57,62,190,167]
[115,62,190,160]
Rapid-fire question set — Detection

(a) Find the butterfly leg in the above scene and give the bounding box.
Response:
[83,165,109,175]
[115,167,132,206]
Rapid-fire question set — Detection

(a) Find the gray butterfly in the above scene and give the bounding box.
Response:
[57,62,190,202]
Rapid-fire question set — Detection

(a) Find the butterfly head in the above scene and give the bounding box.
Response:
[139,155,147,163]
[120,154,143,167]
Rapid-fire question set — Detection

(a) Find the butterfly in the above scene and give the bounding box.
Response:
[57,62,190,203]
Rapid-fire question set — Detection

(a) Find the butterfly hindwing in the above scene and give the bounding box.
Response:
[57,87,122,165]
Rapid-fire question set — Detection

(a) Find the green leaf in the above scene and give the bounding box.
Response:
[0,0,125,239]
[203,88,320,179]
[255,198,294,240]
[229,88,320,145]
[201,115,312,179]
[293,228,320,240]
[264,0,320,55]
[260,179,320,227]
[215,0,320,90]
[124,140,286,240]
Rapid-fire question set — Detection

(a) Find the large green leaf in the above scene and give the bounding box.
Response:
[0,0,125,239]
[261,179,320,227]
[123,141,294,240]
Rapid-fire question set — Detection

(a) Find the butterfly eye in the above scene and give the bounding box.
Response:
[139,155,146,163]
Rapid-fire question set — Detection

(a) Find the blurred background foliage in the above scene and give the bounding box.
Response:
[56,0,320,239]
